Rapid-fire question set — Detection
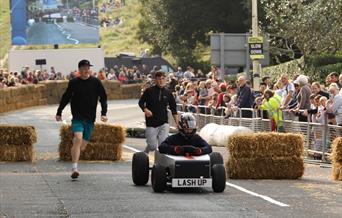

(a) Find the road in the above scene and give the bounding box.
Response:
[0,99,341,217]
[27,21,99,44]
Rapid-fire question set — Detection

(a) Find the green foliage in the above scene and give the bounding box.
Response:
[316,63,342,80]
[0,0,11,61]
[262,54,342,83]
[260,0,342,57]
[138,0,250,66]
[261,57,305,82]
[305,54,342,68]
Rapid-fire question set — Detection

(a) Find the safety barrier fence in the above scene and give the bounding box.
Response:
[173,103,342,163]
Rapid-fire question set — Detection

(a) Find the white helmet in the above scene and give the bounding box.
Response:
[178,113,197,138]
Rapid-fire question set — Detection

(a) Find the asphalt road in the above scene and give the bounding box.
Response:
[27,21,99,44]
[0,99,341,217]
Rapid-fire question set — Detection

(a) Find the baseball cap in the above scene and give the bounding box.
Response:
[78,60,93,68]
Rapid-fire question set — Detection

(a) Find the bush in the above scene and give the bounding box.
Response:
[305,54,342,68]
[314,63,342,81]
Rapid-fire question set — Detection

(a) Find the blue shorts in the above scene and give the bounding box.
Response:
[71,119,94,141]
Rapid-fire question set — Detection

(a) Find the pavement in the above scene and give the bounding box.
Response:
[0,99,341,218]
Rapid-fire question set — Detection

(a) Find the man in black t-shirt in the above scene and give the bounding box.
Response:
[56,60,108,180]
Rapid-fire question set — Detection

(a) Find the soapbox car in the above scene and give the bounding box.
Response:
[132,146,226,193]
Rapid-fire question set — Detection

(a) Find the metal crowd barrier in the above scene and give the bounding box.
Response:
[171,103,342,163]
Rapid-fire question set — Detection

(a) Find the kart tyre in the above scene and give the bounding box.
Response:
[151,164,167,193]
[132,152,149,185]
[212,164,226,193]
[210,152,224,167]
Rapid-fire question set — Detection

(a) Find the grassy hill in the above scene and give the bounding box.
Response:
[0,0,151,63]
[0,0,11,62]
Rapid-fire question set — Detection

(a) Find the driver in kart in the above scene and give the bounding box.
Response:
[158,113,212,156]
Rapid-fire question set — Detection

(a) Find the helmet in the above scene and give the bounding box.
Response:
[178,113,197,138]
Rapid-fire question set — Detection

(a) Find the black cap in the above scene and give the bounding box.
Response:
[78,60,93,68]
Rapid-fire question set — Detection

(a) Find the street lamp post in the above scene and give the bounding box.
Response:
[252,0,261,89]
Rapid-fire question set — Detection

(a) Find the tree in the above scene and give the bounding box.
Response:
[138,0,250,67]
[260,0,342,58]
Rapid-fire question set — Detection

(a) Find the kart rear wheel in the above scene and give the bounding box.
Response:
[132,152,149,185]
[151,164,167,193]
[212,164,226,193]
[210,152,224,167]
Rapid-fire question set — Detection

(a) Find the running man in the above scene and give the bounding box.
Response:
[138,71,178,153]
[56,60,108,179]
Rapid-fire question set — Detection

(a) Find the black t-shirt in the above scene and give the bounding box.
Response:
[138,85,177,127]
[57,76,107,122]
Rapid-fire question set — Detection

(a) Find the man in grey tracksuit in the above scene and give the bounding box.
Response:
[138,71,178,153]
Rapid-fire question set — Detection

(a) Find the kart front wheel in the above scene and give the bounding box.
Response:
[212,164,226,193]
[151,164,167,193]
[132,152,149,185]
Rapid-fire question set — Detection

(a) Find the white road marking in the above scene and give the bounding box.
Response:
[123,144,290,207]
[225,182,289,207]
[123,145,142,153]
[54,21,79,44]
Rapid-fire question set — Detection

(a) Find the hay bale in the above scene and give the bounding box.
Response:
[60,124,125,144]
[227,132,304,158]
[331,137,342,181]
[226,156,304,179]
[332,163,342,181]
[59,123,125,161]
[0,144,33,161]
[59,142,122,161]
[0,125,37,145]
[331,137,342,163]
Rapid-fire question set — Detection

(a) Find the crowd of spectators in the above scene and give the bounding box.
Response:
[143,66,342,132]
[1,64,342,131]
[0,64,162,88]
[100,0,125,13]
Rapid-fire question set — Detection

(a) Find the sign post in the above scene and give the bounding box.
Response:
[248,36,264,60]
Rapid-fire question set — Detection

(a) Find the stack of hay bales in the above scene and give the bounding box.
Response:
[0,85,47,113]
[102,80,122,99]
[41,80,68,104]
[0,125,37,161]
[59,123,125,161]
[121,84,141,99]
[226,132,304,179]
[331,137,342,181]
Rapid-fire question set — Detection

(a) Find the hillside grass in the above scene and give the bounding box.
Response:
[0,0,11,62]
[0,0,151,62]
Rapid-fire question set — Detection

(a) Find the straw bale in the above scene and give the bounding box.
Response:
[331,137,342,181]
[2,88,11,97]
[227,132,304,158]
[121,84,140,94]
[39,99,48,105]
[331,137,342,163]
[0,89,5,99]
[59,142,122,161]
[226,156,304,179]
[60,124,125,144]
[59,123,125,161]
[103,80,121,90]
[0,144,33,161]
[0,125,37,145]
[332,163,342,181]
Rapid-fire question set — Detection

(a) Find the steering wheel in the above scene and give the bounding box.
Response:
[179,145,199,156]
